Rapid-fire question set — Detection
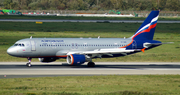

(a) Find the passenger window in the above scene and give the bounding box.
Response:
[22,44,25,46]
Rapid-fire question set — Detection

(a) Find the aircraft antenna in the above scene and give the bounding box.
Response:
[98,36,100,39]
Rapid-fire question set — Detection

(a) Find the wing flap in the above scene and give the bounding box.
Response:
[82,48,134,54]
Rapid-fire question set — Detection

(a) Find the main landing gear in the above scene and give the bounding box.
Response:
[87,62,95,67]
[26,58,32,67]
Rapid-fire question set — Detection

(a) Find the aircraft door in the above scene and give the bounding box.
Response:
[132,40,137,49]
[30,40,36,51]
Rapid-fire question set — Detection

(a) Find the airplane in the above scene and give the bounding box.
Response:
[7,11,163,67]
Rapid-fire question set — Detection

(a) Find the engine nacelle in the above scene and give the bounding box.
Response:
[67,54,86,65]
[39,58,58,63]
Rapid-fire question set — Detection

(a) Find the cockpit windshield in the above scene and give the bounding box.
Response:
[14,43,25,47]
[14,44,18,46]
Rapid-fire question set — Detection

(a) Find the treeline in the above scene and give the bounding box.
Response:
[1,0,180,11]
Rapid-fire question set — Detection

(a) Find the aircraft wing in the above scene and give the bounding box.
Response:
[67,48,140,58]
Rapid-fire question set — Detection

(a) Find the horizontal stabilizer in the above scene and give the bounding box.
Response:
[143,42,173,48]
[161,42,174,44]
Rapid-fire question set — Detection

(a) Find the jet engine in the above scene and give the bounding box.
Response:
[39,58,58,63]
[67,54,87,65]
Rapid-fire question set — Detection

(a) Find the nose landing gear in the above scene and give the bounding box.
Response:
[26,58,32,67]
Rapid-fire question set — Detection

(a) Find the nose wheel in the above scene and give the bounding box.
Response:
[26,62,31,67]
[26,58,32,67]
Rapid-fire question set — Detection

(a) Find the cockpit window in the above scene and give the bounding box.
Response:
[14,43,25,47]
[14,44,18,46]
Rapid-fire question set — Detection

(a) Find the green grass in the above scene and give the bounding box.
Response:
[0,22,179,62]
[0,75,180,95]
[0,22,180,95]
[1,15,180,21]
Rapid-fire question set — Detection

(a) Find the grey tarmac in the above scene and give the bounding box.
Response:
[0,62,180,78]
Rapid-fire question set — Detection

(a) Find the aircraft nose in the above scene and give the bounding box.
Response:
[7,47,16,56]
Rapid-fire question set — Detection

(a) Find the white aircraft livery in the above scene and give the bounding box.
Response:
[7,11,163,67]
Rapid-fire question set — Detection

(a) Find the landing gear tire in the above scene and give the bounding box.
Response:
[27,57,32,67]
[87,62,95,67]
[26,63,31,67]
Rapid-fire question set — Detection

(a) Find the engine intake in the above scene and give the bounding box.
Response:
[67,54,86,65]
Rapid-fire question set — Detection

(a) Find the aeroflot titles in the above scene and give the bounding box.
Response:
[41,40,127,43]
[41,40,64,42]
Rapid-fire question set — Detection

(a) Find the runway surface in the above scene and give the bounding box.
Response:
[1,19,180,23]
[0,62,180,78]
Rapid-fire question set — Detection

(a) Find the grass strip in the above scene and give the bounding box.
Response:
[0,75,180,95]
[0,22,179,62]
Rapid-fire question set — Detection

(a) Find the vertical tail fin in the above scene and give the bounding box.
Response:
[131,11,159,40]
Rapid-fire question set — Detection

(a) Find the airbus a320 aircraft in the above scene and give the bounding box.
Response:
[7,11,163,67]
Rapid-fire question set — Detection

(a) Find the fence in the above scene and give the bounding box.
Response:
[19,10,180,17]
